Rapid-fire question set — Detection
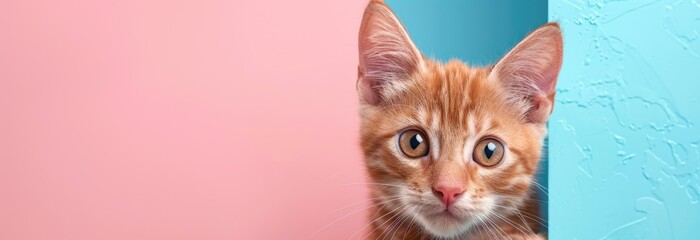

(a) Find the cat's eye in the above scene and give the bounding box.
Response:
[398,129,429,158]
[473,138,505,167]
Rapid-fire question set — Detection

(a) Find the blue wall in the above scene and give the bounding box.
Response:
[549,0,700,239]
[384,0,547,66]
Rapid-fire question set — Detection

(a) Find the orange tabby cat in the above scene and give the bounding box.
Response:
[356,1,562,239]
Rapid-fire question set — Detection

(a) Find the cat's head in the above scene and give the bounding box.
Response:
[357,1,562,238]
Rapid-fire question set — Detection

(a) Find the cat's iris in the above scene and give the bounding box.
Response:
[398,129,429,158]
[473,138,504,167]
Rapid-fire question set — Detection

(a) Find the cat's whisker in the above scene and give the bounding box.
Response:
[348,201,407,240]
[473,214,488,239]
[366,204,410,240]
[384,210,406,240]
[490,210,534,236]
[496,202,549,224]
[379,205,415,240]
[497,194,549,203]
[483,217,503,240]
[352,202,409,240]
[322,195,403,219]
[490,204,549,227]
[476,214,499,240]
[387,205,418,240]
[528,180,550,194]
[480,212,511,240]
[307,197,403,239]
[337,182,407,189]
[506,202,537,232]
[401,206,420,239]
[475,215,493,239]
[528,179,571,211]
[485,214,513,240]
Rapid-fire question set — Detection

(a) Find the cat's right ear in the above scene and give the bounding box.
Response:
[357,0,424,105]
[490,23,563,123]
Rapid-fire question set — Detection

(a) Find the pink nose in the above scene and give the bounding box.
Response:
[432,184,464,207]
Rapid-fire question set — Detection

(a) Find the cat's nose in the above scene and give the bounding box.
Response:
[431,184,465,207]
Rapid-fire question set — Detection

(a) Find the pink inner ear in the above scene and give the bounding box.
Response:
[530,94,553,123]
[357,68,380,105]
[536,44,563,95]
[532,67,556,96]
[491,23,563,123]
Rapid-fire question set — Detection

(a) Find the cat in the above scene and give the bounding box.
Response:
[356,0,562,239]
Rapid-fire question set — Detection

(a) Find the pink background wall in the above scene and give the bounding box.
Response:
[1,0,368,239]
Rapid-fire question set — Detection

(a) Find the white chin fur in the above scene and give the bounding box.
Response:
[414,212,475,239]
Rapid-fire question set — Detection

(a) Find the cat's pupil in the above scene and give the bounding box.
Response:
[484,142,496,159]
[409,134,423,149]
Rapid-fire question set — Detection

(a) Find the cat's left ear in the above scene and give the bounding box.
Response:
[490,23,563,123]
[357,0,424,105]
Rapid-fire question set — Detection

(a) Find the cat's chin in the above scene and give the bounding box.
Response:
[417,210,476,239]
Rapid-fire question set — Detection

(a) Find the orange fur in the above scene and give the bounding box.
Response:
[356,1,562,239]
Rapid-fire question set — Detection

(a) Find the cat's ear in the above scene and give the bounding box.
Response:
[357,0,424,105]
[490,23,563,123]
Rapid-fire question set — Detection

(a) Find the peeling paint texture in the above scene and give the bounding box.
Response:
[549,0,700,238]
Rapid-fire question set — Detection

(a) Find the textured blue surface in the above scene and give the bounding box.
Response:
[549,0,700,238]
